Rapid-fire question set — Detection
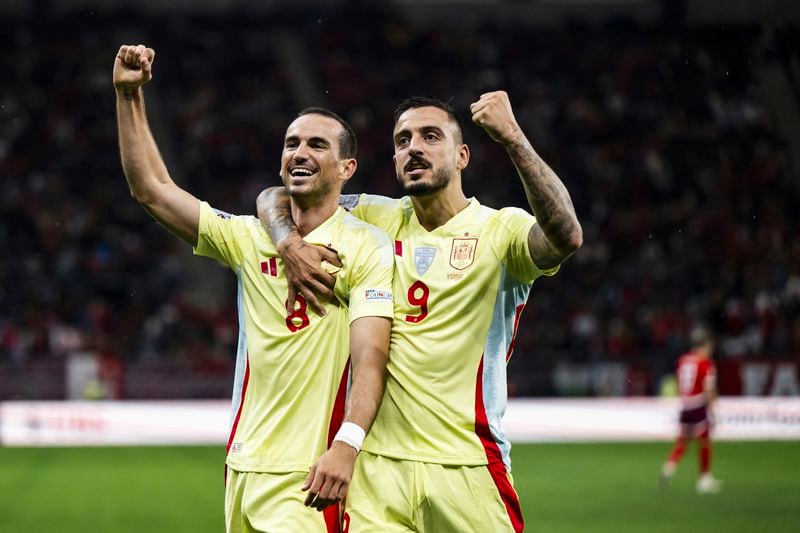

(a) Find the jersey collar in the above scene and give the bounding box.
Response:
[304,206,345,246]
[408,197,480,235]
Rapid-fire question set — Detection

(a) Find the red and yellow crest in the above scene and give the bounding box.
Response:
[449,238,478,270]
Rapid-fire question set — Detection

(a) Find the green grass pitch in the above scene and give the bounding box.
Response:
[1,441,798,532]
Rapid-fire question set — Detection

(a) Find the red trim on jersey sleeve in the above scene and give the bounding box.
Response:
[226,355,250,455]
[505,304,526,362]
[322,360,350,533]
[394,240,403,257]
[475,356,525,533]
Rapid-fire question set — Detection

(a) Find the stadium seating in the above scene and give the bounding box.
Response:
[1,8,798,398]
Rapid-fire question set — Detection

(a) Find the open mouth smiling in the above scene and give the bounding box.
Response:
[289,166,317,178]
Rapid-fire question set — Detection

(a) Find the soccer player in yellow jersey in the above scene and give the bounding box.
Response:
[259,93,582,532]
[114,44,394,532]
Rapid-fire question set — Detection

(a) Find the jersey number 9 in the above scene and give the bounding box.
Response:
[405,280,430,323]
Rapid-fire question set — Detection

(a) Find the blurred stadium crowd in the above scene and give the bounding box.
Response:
[2,5,799,398]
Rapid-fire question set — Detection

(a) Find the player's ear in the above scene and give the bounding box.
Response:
[456,143,470,171]
[340,158,357,182]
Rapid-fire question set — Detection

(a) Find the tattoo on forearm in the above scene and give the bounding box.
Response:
[123,89,136,101]
[506,136,581,264]
[263,189,299,245]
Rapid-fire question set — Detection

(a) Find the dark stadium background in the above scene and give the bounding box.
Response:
[2,0,798,401]
[2,1,800,532]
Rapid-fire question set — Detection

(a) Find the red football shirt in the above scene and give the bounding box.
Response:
[676,352,716,409]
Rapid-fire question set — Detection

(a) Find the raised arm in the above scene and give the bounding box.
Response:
[256,187,341,315]
[471,91,583,270]
[301,315,392,511]
[115,44,200,246]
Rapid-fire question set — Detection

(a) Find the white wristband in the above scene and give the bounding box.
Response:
[333,422,366,452]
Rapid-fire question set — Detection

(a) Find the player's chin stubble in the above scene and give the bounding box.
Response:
[285,176,335,204]
[400,167,452,197]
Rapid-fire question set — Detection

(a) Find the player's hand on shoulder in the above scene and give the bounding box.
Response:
[113,44,155,90]
[277,234,342,317]
[301,441,358,511]
[470,90,523,145]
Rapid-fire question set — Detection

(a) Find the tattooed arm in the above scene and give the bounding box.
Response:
[504,132,582,269]
[256,187,342,315]
[470,91,582,270]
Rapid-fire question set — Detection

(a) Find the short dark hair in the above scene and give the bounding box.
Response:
[392,97,464,143]
[297,107,357,159]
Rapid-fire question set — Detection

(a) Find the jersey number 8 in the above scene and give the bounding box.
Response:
[285,295,311,332]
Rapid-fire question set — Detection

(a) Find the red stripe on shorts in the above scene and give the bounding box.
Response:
[394,240,403,257]
[322,360,351,533]
[475,356,525,533]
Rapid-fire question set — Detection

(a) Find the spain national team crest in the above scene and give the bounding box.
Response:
[414,247,437,275]
[450,238,478,270]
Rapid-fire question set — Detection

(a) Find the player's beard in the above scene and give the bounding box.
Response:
[284,173,336,206]
[399,167,452,197]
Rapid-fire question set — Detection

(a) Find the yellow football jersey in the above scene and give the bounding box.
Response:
[194,201,394,473]
[346,194,556,469]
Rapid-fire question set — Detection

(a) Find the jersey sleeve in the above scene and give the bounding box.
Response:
[346,194,402,232]
[193,201,252,269]
[345,227,395,323]
[497,207,559,283]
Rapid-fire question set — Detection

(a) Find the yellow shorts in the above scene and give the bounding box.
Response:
[225,468,342,533]
[344,452,523,533]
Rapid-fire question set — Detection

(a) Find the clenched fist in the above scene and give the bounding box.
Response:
[113,44,155,90]
[470,90,522,145]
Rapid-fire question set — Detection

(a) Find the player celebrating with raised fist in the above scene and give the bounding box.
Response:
[258,92,582,532]
[114,44,395,532]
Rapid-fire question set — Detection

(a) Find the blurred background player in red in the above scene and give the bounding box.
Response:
[660,326,723,494]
